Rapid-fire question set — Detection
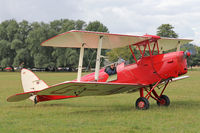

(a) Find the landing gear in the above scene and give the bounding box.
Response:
[157,95,170,106]
[135,80,170,110]
[135,97,149,110]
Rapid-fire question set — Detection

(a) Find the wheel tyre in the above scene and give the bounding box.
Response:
[135,97,149,110]
[157,95,170,106]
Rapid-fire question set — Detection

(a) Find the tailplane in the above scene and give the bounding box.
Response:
[21,68,48,101]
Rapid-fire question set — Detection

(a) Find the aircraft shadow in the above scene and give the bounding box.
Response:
[11,103,68,109]
[11,102,133,112]
[170,100,200,109]
[69,100,200,114]
[10,100,200,113]
[69,105,134,114]
[148,100,200,110]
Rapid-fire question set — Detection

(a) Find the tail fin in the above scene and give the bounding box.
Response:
[21,68,48,101]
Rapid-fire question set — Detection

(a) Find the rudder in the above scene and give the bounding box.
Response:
[21,68,48,101]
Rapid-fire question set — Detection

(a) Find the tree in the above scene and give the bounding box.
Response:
[12,48,32,67]
[65,48,79,68]
[106,46,134,63]
[0,40,14,67]
[60,19,76,33]
[26,22,54,68]
[0,20,9,40]
[0,19,110,69]
[50,20,63,33]
[17,20,31,42]
[85,21,108,32]
[6,20,19,42]
[156,24,178,38]
[11,39,23,51]
[75,20,86,30]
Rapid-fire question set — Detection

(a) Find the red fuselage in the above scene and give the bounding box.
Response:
[80,51,187,85]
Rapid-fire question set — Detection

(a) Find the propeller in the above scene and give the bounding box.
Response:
[187,48,197,56]
[184,47,196,58]
[185,51,191,57]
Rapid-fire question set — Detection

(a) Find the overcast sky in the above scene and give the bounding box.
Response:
[0,0,200,45]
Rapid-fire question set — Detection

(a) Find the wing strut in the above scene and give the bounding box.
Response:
[176,41,181,51]
[77,43,85,82]
[95,36,103,81]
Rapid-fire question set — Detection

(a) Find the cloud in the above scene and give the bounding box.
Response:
[0,0,199,45]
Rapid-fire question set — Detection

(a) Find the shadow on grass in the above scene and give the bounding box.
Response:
[10,100,200,113]
[11,102,134,112]
[170,100,200,109]
[68,106,134,114]
[149,100,200,110]
[12,103,68,109]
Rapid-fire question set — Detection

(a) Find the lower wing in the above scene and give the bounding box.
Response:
[7,82,144,102]
[36,81,144,96]
[7,75,189,102]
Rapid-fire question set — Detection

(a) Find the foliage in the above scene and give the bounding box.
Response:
[0,19,108,70]
[181,43,200,67]
[1,20,199,69]
[106,46,134,63]
[85,21,108,32]
[156,24,178,38]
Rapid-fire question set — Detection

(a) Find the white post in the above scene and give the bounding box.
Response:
[95,36,103,81]
[77,43,85,82]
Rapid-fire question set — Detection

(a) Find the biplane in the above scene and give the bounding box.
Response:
[7,30,193,110]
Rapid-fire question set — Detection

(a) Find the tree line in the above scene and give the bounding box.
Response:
[0,20,199,71]
[0,19,108,71]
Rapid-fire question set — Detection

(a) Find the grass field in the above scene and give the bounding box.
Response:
[0,71,200,133]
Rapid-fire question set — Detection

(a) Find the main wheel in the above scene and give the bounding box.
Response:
[135,97,149,110]
[157,95,170,106]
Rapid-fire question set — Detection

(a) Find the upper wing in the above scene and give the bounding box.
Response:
[41,30,150,49]
[158,38,192,51]
[36,81,144,96]
[41,30,192,51]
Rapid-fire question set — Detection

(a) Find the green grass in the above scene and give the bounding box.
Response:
[0,71,200,133]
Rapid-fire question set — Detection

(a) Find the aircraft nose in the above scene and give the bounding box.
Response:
[184,51,191,58]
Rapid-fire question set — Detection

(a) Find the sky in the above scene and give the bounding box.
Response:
[0,0,200,45]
